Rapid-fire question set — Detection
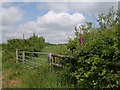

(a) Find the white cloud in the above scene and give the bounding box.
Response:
[1,6,24,43]
[37,2,118,17]
[1,2,13,8]
[37,10,85,27]
[1,7,23,26]
[13,10,85,44]
[2,2,118,44]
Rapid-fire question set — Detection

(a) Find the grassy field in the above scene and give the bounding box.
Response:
[41,44,67,54]
[0,45,2,89]
[2,44,72,88]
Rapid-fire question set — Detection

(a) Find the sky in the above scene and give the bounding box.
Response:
[1,0,119,44]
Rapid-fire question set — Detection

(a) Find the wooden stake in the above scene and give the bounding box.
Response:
[52,56,55,63]
[48,53,52,65]
[16,49,18,63]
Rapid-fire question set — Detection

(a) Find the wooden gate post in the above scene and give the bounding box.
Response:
[22,51,25,64]
[48,53,52,65]
[16,49,18,63]
[53,56,55,63]
[55,57,57,63]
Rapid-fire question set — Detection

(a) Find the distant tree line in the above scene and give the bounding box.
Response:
[3,33,45,52]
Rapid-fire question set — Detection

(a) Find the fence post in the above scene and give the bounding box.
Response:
[48,53,52,65]
[22,51,25,64]
[55,57,57,63]
[53,56,55,63]
[16,49,18,63]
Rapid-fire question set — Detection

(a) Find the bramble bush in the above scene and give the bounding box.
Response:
[64,7,120,88]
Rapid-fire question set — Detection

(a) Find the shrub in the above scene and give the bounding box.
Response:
[64,7,120,88]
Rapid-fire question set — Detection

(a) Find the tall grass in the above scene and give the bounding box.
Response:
[2,44,73,88]
[0,52,1,69]
[0,45,2,89]
[18,58,72,88]
[20,64,60,88]
[19,64,73,88]
[2,45,73,88]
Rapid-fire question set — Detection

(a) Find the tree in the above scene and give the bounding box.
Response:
[6,33,45,52]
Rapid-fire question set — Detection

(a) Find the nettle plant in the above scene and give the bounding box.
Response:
[65,7,120,88]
